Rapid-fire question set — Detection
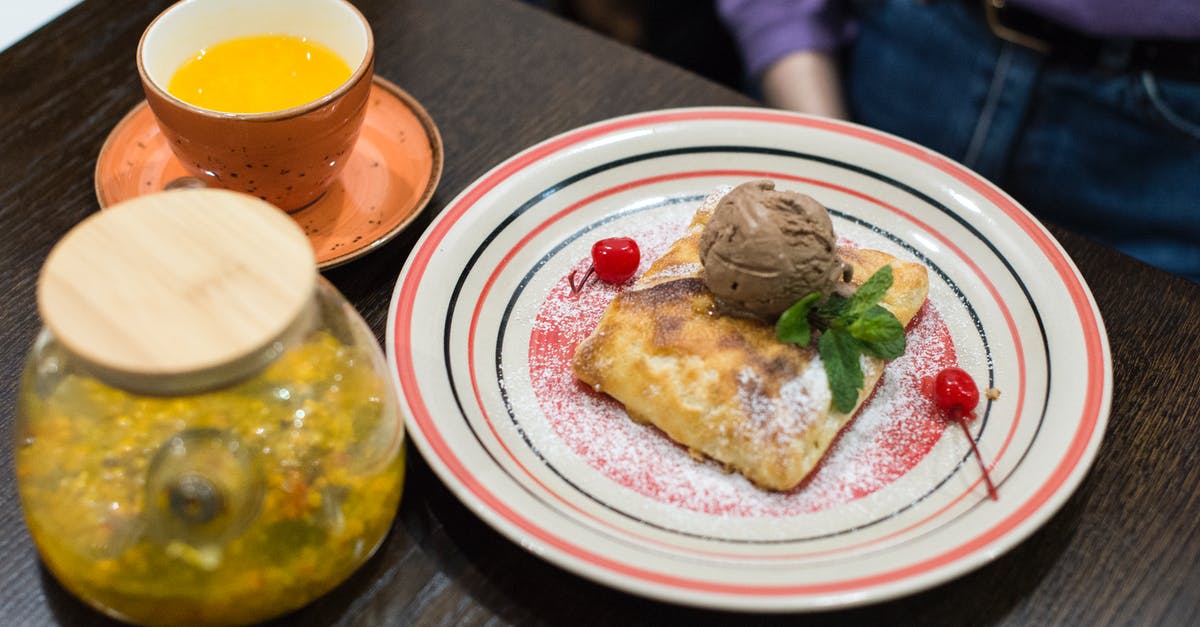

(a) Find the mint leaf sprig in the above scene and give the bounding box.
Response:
[774,265,906,413]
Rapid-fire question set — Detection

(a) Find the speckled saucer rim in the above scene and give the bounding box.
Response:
[93,75,444,270]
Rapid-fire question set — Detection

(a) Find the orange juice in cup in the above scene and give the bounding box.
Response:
[168,34,353,114]
[138,0,374,211]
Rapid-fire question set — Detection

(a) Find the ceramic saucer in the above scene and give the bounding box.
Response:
[95,76,443,269]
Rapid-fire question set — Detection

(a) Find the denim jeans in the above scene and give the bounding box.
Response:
[844,0,1200,281]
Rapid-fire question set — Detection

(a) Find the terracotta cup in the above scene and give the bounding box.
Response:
[137,0,374,211]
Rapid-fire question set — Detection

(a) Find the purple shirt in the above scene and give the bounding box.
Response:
[718,0,1200,77]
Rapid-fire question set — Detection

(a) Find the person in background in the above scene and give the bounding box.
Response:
[718,0,1200,282]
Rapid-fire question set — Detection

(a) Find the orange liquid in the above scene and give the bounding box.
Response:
[168,34,353,114]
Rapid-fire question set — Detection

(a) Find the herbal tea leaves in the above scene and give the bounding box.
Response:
[774,265,906,413]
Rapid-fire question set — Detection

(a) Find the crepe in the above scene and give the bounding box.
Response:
[571,206,929,491]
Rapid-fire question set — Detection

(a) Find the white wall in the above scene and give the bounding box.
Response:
[1,1,85,52]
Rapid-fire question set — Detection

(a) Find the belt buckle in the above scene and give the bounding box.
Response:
[984,0,1051,53]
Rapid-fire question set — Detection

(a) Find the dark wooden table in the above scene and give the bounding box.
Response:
[2,0,1198,624]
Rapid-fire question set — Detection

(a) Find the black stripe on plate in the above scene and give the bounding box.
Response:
[494,199,991,544]
[437,146,1052,550]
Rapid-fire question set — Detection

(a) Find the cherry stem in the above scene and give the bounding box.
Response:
[568,265,595,296]
[952,408,999,501]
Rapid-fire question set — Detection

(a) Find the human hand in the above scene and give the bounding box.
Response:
[761,50,847,119]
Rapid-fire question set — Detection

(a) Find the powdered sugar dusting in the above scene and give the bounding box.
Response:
[734,363,829,446]
[522,203,958,518]
[646,261,702,281]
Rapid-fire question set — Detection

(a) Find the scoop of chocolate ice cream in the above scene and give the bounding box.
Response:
[698,180,846,318]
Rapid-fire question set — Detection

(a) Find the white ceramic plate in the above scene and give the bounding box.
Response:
[385,108,1111,612]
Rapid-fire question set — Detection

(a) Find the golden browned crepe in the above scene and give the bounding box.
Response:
[572,207,928,491]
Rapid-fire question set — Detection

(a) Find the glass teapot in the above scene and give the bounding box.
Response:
[15,190,405,625]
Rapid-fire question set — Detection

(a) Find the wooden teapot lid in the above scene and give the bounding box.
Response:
[38,189,317,393]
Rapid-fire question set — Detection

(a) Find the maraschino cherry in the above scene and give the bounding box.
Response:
[569,237,640,295]
[932,367,998,501]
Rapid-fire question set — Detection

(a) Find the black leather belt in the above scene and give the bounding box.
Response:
[980,0,1200,82]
